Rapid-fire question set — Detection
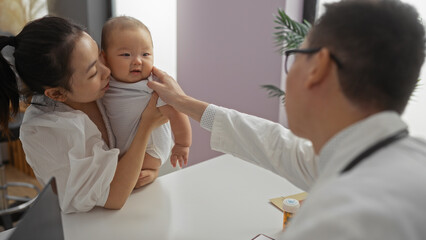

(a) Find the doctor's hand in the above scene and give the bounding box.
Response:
[147,67,187,108]
[148,67,209,123]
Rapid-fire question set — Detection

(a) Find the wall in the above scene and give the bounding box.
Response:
[177,0,286,165]
[47,0,111,44]
[399,0,426,139]
[278,1,304,126]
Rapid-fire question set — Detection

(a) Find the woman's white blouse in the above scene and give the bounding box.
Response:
[20,95,119,213]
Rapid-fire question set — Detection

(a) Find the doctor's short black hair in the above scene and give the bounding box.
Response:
[308,0,425,114]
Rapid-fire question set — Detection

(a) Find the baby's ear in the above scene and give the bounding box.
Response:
[44,87,67,102]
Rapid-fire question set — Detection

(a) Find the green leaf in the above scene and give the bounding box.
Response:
[263,9,312,101]
[273,8,311,54]
[261,85,286,103]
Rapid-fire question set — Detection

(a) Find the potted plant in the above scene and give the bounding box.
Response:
[263,8,419,102]
[262,9,311,101]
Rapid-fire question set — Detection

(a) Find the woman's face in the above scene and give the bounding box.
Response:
[64,32,111,106]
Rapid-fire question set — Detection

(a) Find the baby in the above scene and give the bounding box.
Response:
[101,16,191,168]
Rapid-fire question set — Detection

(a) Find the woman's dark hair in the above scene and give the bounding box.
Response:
[0,16,84,136]
[309,0,425,114]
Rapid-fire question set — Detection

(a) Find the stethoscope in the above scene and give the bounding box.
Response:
[340,129,409,174]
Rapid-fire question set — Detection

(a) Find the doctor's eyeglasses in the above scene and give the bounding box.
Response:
[284,48,343,74]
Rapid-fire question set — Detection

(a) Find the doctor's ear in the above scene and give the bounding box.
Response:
[305,48,334,89]
[44,87,67,102]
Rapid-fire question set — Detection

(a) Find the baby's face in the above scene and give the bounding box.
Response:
[103,28,153,83]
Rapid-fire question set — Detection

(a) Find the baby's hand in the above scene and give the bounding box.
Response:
[170,145,189,168]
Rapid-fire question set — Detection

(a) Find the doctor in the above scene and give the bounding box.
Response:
[149,0,426,239]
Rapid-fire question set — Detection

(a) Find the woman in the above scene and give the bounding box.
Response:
[0,16,167,213]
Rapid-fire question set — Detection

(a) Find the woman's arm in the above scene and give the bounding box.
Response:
[104,93,167,209]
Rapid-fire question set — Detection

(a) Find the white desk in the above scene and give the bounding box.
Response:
[2,154,303,240]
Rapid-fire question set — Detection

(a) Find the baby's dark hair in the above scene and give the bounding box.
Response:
[101,16,152,51]
[0,16,84,136]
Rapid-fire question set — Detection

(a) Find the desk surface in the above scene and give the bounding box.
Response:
[2,154,302,240]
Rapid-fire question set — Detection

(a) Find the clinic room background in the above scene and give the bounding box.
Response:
[1,0,425,166]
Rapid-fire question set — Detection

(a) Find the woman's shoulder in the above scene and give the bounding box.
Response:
[21,95,91,133]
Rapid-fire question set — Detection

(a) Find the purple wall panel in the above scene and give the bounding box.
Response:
[177,0,286,165]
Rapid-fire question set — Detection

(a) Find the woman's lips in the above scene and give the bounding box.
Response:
[102,82,110,91]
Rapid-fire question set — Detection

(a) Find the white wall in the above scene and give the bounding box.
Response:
[278,1,304,126]
[399,0,426,139]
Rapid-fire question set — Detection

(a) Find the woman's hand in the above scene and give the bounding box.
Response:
[141,92,168,130]
[134,169,159,188]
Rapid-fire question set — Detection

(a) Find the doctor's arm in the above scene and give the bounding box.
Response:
[148,67,317,190]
